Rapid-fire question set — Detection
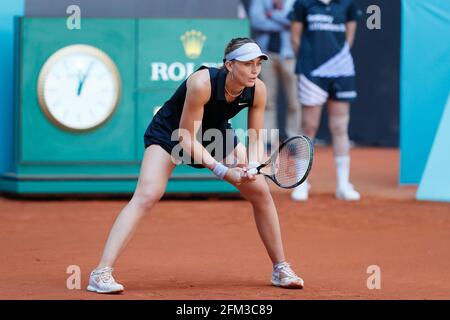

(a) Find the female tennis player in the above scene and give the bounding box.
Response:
[87,38,304,293]
[289,0,362,201]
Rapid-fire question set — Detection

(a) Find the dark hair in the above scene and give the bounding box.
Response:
[222,37,256,66]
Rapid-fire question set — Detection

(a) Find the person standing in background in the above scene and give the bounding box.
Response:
[249,0,300,148]
[288,0,362,201]
[238,0,250,18]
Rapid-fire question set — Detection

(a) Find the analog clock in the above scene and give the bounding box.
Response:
[37,44,121,131]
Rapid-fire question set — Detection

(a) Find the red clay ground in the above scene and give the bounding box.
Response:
[1,147,449,300]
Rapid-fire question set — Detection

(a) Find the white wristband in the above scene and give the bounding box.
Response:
[212,163,229,180]
[248,161,261,169]
[248,161,261,175]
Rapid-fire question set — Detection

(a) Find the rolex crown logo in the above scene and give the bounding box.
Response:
[180,30,206,59]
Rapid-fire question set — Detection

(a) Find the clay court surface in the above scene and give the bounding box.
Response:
[1,147,449,300]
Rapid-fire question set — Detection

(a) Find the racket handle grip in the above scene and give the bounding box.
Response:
[248,168,258,175]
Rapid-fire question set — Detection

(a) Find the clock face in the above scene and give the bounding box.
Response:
[37,45,121,131]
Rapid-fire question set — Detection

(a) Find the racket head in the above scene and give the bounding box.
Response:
[267,135,314,189]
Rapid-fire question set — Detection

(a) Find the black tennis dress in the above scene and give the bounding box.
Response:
[144,66,255,168]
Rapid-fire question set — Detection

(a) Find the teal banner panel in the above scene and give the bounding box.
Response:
[0,0,24,174]
[417,93,450,202]
[400,0,450,184]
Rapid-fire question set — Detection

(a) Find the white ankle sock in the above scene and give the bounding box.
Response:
[296,178,309,189]
[335,155,350,188]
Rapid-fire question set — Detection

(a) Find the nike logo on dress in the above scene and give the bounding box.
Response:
[238,102,248,106]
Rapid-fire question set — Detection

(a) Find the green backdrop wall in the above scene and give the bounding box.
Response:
[0,18,250,195]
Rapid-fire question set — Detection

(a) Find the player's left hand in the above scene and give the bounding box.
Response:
[235,163,257,182]
[242,166,257,181]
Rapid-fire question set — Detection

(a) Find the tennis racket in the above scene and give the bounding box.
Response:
[247,135,314,189]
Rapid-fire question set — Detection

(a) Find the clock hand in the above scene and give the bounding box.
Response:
[77,61,94,96]
[76,69,83,96]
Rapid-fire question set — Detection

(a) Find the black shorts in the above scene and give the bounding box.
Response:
[144,121,239,169]
[297,74,357,106]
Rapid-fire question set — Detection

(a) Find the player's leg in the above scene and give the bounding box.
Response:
[327,100,360,200]
[88,145,176,293]
[225,143,304,288]
[98,144,176,268]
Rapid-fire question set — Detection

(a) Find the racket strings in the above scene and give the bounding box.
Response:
[273,137,311,188]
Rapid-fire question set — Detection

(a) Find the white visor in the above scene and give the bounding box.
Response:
[225,43,269,62]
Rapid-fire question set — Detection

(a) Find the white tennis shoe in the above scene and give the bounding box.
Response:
[87,267,124,294]
[291,182,311,201]
[271,262,304,289]
[336,183,360,201]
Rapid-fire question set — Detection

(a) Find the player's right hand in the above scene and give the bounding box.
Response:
[224,167,254,186]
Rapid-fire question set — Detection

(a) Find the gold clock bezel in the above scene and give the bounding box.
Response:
[37,44,122,132]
